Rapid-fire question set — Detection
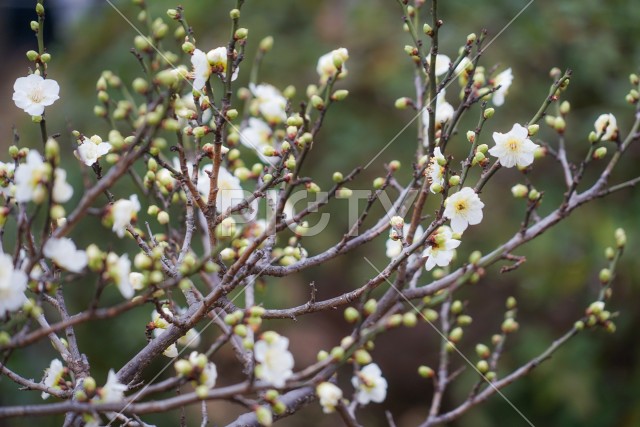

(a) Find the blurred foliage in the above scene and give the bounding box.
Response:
[2,0,640,426]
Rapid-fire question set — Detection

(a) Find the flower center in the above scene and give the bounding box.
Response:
[455,200,468,213]
[507,138,520,152]
[28,87,44,103]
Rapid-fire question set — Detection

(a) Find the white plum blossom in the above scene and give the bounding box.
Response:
[176,94,213,125]
[351,363,388,405]
[111,195,141,238]
[190,49,210,90]
[492,68,513,106]
[317,47,349,83]
[177,328,202,348]
[443,187,484,234]
[14,151,73,204]
[41,359,65,399]
[423,226,461,271]
[427,54,452,77]
[129,272,145,291]
[454,57,473,76]
[97,370,127,403]
[594,113,618,141]
[254,332,295,388]
[188,352,217,389]
[240,117,274,162]
[0,253,27,317]
[75,136,112,166]
[13,74,60,116]
[423,90,454,146]
[107,253,133,299]
[250,83,287,124]
[43,238,88,273]
[14,150,48,203]
[386,224,424,258]
[52,169,73,203]
[426,147,446,192]
[316,382,343,414]
[489,123,539,168]
[206,47,239,81]
[197,165,244,214]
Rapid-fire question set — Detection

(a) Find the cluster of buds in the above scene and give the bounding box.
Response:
[224,306,266,348]
[174,352,218,398]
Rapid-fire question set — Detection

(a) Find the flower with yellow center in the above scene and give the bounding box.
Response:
[489,123,539,168]
[13,74,60,116]
[443,187,484,233]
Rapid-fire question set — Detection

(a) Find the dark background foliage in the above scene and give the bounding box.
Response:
[1,1,639,426]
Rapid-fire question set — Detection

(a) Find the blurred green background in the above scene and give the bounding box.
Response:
[1,0,640,426]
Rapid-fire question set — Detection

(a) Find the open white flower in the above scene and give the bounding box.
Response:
[14,150,48,203]
[426,147,446,192]
[97,370,127,403]
[129,272,145,291]
[594,113,618,141]
[250,83,287,124]
[423,91,454,146]
[427,54,452,77]
[178,328,201,348]
[423,226,461,271]
[316,382,343,414]
[200,361,218,389]
[191,49,210,90]
[240,118,274,162]
[41,359,65,399]
[107,253,133,299]
[386,224,424,258]
[75,137,112,166]
[197,165,244,214]
[0,253,27,317]
[43,238,88,273]
[52,168,73,203]
[352,363,388,405]
[317,48,349,83]
[492,68,513,106]
[443,187,484,233]
[13,74,60,116]
[206,47,239,81]
[111,195,141,238]
[254,332,294,388]
[489,123,539,168]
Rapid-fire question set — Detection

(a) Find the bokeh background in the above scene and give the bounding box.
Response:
[1,0,640,426]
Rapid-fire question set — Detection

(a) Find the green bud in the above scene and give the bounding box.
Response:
[468,250,481,265]
[311,94,324,110]
[554,116,566,133]
[395,97,411,109]
[283,85,296,99]
[528,124,539,136]
[449,327,463,343]
[389,160,401,171]
[457,315,473,326]
[331,89,349,101]
[588,131,599,143]
[387,314,403,328]
[403,312,418,327]
[373,177,385,189]
[450,300,463,314]
[354,349,372,365]
[604,247,615,260]
[501,318,519,333]
[574,320,584,331]
[560,101,570,115]
[511,184,528,198]
[330,346,345,361]
[317,350,329,361]
[475,343,490,359]
[30,21,40,32]
[40,53,51,63]
[422,308,438,322]
[344,307,360,323]
[226,109,238,120]
[26,50,39,61]
[259,36,274,52]
[593,147,607,160]
[229,9,241,19]
[483,108,495,119]
[418,365,434,378]
[235,28,248,40]
[506,296,517,309]
[476,360,489,374]
[423,23,433,35]
[36,3,45,15]
[614,228,626,248]
[332,171,343,182]
[363,298,377,315]
[336,187,352,199]
[255,406,273,426]
[528,189,541,201]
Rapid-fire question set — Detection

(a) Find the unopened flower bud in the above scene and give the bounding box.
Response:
[354,349,372,365]
[422,308,438,322]
[501,318,519,333]
[234,28,248,40]
[423,23,433,36]
[331,89,349,101]
[311,95,324,110]
[449,327,463,343]
[466,131,476,143]
[593,146,607,160]
[40,53,51,63]
[554,116,566,133]
[483,108,494,119]
[560,101,570,115]
[418,365,434,378]
[527,124,539,136]
[403,312,418,327]
[259,36,274,52]
[389,160,401,171]
[395,97,411,109]
[476,360,489,374]
[344,307,360,323]
[528,189,541,201]
[336,187,352,199]
[614,228,626,248]
[255,406,273,426]
[26,50,39,61]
